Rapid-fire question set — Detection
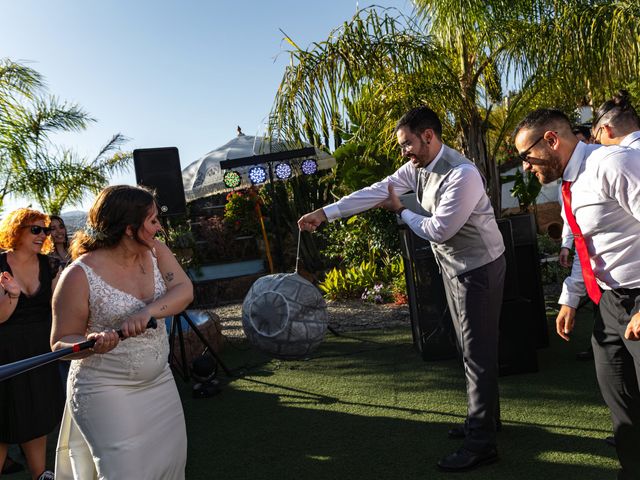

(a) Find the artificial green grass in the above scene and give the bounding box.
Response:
[11,304,617,479]
[180,304,617,480]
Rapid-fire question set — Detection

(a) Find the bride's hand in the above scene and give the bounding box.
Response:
[120,309,152,338]
[88,330,120,354]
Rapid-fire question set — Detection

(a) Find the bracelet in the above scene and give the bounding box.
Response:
[395,206,407,216]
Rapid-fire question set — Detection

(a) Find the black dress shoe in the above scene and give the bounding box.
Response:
[437,447,498,472]
[447,421,502,439]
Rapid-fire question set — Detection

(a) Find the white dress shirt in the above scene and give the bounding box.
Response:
[560,136,640,261]
[620,130,640,149]
[559,142,640,308]
[323,145,488,244]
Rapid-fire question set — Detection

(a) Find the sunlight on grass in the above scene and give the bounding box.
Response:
[306,455,333,462]
[537,451,617,468]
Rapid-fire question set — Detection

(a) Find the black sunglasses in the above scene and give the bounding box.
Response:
[518,135,545,163]
[24,225,52,235]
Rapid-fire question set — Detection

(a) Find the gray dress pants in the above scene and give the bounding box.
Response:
[593,289,640,480]
[442,254,506,453]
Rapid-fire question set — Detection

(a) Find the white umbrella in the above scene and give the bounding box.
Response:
[182,134,336,201]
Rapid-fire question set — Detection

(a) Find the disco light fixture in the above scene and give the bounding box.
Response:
[274,162,292,180]
[300,158,318,175]
[223,170,242,189]
[248,166,267,184]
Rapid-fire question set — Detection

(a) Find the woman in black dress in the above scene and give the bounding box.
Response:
[0,208,64,480]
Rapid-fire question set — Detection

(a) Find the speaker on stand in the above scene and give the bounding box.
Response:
[133,147,235,393]
[133,146,187,217]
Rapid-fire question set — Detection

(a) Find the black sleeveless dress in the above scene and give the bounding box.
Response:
[0,253,64,443]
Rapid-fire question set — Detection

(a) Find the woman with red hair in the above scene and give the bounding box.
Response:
[0,208,64,480]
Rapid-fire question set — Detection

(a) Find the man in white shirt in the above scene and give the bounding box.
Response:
[591,89,640,148]
[299,106,506,472]
[514,108,640,480]
[566,94,640,363]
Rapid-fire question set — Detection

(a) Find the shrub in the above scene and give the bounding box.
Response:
[223,187,264,237]
[318,251,406,304]
[318,208,400,268]
[537,233,571,285]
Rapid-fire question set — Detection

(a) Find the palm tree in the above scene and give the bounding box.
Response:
[10,133,132,215]
[268,1,640,212]
[0,58,132,213]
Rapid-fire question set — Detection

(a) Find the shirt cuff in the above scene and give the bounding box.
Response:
[558,289,581,309]
[323,203,342,222]
[560,238,573,250]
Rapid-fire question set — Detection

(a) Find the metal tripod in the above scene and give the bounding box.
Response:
[168,310,232,382]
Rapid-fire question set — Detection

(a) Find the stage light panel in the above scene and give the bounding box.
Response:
[248,166,267,184]
[301,158,318,175]
[274,162,292,180]
[223,170,242,189]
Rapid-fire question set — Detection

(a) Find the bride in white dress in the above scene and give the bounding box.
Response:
[51,185,194,480]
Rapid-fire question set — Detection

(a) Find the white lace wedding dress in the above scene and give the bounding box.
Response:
[55,254,187,479]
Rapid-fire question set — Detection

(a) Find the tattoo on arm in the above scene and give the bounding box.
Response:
[160,304,168,312]
[164,272,174,283]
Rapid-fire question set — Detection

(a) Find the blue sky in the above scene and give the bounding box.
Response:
[2,0,412,213]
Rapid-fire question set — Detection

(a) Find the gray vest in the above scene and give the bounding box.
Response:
[416,145,504,278]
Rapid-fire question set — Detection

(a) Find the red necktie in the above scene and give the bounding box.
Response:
[561,181,602,304]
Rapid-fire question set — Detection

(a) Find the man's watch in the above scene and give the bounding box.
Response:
[395,206,407,216]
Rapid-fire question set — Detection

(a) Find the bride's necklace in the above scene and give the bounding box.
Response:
[111,255,146,275]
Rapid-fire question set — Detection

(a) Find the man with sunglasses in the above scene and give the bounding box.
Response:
[514,109,640,480]
[299,106,506,472]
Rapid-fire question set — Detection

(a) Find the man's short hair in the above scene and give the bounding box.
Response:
[593,89,640,130]
[572,125,591,140]
[396,106,443,138]
[514,109,571,137]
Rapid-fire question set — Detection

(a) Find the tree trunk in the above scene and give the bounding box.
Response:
[459,110,502,216]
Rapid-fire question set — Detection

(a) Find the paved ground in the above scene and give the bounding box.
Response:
[209,299,410,338]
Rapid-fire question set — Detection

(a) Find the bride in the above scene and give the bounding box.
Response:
[51,185,193,479]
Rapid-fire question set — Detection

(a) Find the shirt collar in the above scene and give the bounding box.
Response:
[562,141,587,183]
[423,144,445,172]
[621,130,640,147]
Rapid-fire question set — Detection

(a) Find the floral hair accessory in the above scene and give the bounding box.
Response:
[84,225,107,241]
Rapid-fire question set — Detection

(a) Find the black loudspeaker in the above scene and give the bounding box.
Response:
[498,297,538,376]
[496,218,520,302]
[496,216,539,375]
[400,218,539,374]
[399,227,457,361]
[133,147,186,216]
[507,214,549,348]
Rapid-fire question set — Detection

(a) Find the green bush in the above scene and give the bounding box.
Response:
[537,233,571,285]
[223,187,265,237]
[318,208,400,268]
[318,259,378,300]
[318,251,406,303]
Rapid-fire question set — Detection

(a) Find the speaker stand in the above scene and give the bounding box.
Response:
[168,310,233,382]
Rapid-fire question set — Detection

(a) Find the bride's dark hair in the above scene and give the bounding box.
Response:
[69,185,158,259]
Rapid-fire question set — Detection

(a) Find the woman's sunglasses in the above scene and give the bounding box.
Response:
[24,225,52,235]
